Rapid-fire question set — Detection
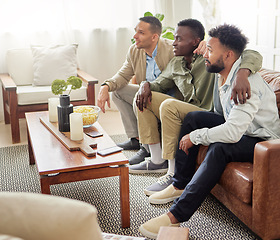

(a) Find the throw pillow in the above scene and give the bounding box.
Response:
[31,44,78,86]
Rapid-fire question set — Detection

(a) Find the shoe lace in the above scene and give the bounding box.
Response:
[145,159,152,169]
[158,173,174,185]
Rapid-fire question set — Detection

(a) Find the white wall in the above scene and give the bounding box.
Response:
[191,0,280,71]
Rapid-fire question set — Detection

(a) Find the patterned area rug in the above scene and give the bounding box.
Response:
[0,135,260,240]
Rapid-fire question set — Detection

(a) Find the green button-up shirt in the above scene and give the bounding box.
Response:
[148,50,262,112]
[149,54,215,112]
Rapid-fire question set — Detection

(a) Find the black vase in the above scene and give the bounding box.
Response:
[57,95,73,132]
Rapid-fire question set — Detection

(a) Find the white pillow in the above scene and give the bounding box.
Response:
[31,44,78,86]
[6,49,34,86]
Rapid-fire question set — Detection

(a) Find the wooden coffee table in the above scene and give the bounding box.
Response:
[25,111,130,228]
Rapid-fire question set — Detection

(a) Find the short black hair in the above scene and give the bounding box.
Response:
[139,16,162,35]
[208,24,248,55]
[177,19,205,41]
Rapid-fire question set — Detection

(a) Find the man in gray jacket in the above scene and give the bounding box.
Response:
[97,16,174,158]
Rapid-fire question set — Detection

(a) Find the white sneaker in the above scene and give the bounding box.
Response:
[139,214,180,239]
[144,173,174,196]
[149,184,184,205]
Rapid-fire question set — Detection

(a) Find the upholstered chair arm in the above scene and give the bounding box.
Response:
[0,73,17,91]
[77,69,98,105]
[77,69,98,85]
[252,139,280,240]
[0,192,103,240]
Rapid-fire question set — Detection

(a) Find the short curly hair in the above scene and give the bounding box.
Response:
[139,16,162,35]
[177,19,205,41]
[208,24,248,55]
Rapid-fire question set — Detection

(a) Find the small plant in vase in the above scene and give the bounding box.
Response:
[51,76,82,132]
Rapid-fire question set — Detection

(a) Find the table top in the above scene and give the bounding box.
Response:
[26,111,128,175]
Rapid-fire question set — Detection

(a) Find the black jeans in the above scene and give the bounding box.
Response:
[169,111,263,222]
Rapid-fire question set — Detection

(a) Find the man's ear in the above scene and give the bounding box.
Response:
[152,33,159,42]
[224,50,235,61]
[193,38,201,47]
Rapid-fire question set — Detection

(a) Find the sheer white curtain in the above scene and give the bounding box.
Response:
[0,0,192,121]
[0,0,158,73]
[0,0,153,120]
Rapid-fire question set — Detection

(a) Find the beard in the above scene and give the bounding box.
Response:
[205,56,225,73]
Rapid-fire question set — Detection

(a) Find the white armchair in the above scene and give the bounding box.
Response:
[1,46,98,143]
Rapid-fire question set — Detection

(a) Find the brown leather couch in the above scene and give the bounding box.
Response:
[196,68,280,240]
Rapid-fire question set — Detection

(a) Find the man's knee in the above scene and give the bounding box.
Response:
[183,111,206,121]
[181,111,205,129]
[111,90,118,103]
[159,98,177,117]
[206,142,229,165]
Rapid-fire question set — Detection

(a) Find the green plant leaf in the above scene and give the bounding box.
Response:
[162,31,174,40]
[131,38,135,44]
[155,13,164,22]
[67,76,82,90]
[163,26,175,32]
[51,79,67,95]
[144,11,153,17]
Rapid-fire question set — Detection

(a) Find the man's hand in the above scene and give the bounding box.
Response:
[193,40,206,55]
[136,82,152,112]
[179,134,194,155]
[231,68,251,105]
[97,85,111,113]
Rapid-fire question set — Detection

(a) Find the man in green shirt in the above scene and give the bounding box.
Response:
[129,19,262,195]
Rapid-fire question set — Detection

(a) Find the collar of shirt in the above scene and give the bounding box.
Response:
[218,57,242,91]
[181,54,200,71]
[146,44,161,82]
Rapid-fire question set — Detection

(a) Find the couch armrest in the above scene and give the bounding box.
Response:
[0,73,17,91]
[252,139,280,240]
[77,69,98,105]
[77,69,98,85]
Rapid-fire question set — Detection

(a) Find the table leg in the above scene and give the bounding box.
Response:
[27,127,35,165]
[119,165,130,228]
[40,176,51,194]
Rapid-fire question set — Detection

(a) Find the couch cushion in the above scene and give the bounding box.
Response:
[17,85,87,105]
[0,192,103,240]
[219,162,253,204]
[31,44,78,86]
[259,68,280,117]
[197,145,253,204]
[6,49,34,86]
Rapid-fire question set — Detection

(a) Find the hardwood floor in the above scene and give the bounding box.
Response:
[0,110,125,148]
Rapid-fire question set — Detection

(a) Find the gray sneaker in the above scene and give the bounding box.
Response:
[144,173,174,196]
[129,159,168,174]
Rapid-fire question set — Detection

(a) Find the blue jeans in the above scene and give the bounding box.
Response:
[169,111,263,222]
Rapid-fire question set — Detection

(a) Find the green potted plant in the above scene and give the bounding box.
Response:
[51,76,82,132]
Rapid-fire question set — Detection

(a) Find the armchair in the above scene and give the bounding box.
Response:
[1,48,98,144]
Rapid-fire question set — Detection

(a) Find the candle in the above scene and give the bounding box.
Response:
[48,98,60,122]
[70,113,84,141]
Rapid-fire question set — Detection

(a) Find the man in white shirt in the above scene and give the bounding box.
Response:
[138,24,280,240]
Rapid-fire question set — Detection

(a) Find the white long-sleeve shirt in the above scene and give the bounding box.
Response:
[190,57,280,146]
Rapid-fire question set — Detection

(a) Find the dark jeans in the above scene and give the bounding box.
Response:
[169,111,263,222]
